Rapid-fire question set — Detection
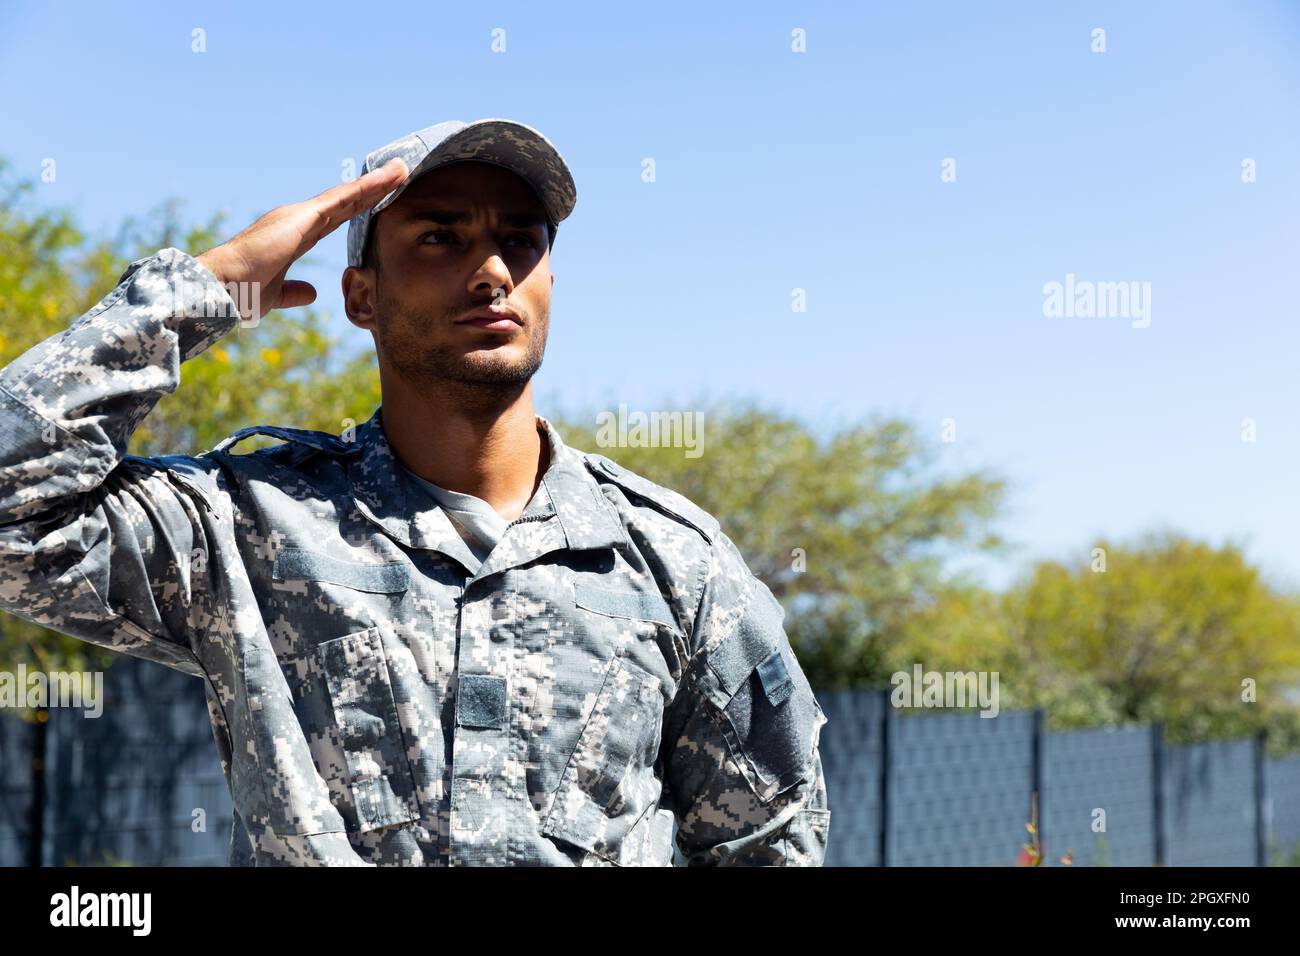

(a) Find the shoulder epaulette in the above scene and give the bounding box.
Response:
[583,452,720,544]
[211,425,359,462]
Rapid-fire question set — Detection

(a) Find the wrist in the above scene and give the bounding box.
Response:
[194,247,233,287]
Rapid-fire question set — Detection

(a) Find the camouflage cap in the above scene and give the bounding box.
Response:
[345,118,578,267]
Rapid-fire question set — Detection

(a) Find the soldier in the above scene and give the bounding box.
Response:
[0,119,830,866]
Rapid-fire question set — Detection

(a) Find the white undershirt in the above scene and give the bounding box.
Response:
[404,469,510,571]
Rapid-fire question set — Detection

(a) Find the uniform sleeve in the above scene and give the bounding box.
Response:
[663,529,831,866]
[0,248,241,675]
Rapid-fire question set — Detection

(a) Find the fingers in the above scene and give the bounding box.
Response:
[303,158,409,241]
[218,159,409,293]
[278,279,318,310]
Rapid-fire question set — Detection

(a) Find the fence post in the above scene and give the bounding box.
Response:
[27,708,48,868]
[1255,729,1268,867]
[879,686,892,868]
[1151,722,1165,867]
[1031,709,1044,861]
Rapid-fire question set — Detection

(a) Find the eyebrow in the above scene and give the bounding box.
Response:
[402,209,549,230]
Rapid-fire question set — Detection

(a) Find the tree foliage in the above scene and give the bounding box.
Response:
[1004,532,1300,750]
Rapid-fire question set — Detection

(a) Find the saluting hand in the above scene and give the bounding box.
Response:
[196,157,408,322]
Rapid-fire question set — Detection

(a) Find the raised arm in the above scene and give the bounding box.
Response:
[0,159,409,672]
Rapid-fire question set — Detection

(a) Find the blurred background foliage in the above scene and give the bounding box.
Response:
[3,158,1299,754]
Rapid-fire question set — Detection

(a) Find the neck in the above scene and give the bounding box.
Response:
[377,373,550,523]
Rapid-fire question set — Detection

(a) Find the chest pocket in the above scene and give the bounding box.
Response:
[270,547,421,834]
[540,655,665,865]
[316,626,422,832]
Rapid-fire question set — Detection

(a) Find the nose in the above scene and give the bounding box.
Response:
[469,253,513,304]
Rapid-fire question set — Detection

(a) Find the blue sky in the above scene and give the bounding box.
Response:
[2,1,1298,590]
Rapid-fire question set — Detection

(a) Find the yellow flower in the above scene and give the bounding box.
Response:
[260,347,282,367]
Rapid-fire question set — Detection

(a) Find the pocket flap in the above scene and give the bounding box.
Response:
[574,583,675,626]
[273,548,409,593]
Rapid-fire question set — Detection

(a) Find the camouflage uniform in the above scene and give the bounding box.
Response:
[0,248,830,866]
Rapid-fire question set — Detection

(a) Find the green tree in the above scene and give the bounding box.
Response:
[1004,531,1300,750]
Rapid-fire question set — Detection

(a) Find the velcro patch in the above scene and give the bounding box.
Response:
[456,674,507,729]
[756,649,795,706]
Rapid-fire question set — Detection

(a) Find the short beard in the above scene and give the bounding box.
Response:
[374,281,546,404]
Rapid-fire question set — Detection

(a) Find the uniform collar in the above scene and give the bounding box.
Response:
[347,407,628,577]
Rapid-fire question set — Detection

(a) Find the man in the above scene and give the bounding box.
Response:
[0,118,830,866]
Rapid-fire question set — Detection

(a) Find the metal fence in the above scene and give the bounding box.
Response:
[0,657,232,867]
[2,657,1298,866]
[819,688,1300,866]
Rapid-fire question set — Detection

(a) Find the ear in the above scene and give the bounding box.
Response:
[342,266,378,329]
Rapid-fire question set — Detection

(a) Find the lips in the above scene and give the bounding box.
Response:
[456,305,523,330]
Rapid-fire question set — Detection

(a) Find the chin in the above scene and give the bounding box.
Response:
[453,353,543,384]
